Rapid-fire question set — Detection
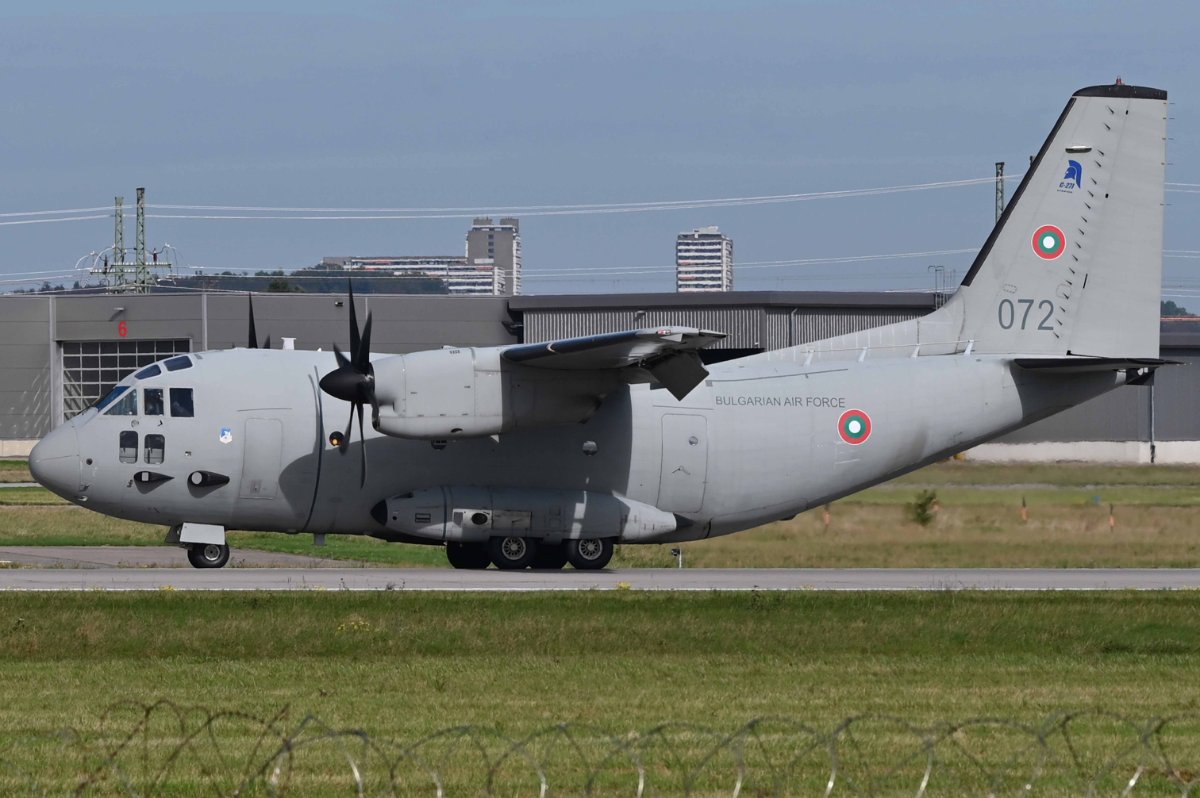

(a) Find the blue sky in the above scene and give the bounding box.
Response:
[2,1,1197,298]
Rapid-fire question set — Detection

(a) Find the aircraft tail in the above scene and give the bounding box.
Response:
[943,83,1167,358]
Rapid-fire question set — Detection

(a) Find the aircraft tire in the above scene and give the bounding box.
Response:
[488,536,539,570]
[186,543,230,569]
[531,543,569,570]
[446,542,491,569]
[567,538,614,570]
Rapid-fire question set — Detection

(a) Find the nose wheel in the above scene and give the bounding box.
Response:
[186,543,231,569]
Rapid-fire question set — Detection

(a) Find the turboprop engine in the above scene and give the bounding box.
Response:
[370,347,623,439]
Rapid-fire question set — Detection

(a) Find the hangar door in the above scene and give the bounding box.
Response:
[61,339,191,420]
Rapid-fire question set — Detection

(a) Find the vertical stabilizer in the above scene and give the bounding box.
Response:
[945,83,1167,358]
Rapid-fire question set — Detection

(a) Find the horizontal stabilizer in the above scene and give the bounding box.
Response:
[1014,356,1177,373]
[502,327,726,370]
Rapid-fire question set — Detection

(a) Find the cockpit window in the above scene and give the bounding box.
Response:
[94,385,128,413]
[164,356,192,372]
[144,388,164,416]
[170,388,194,418]
[134,364,161,380]
[104,390,138,416]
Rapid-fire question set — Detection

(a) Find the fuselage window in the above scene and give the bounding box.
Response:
[134,364,162,380]
[105,390,138,416]
[144,434,165,465]
[119,431,138,464]
[144,388,164,416]
[170,388,194,418]
[164,356,193,372]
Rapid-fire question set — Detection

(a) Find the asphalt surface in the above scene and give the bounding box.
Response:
[0,548,1198,590]
[0,546,359,569]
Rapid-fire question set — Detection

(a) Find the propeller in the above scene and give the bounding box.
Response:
[318,283,376,486]
[246,293,271,350]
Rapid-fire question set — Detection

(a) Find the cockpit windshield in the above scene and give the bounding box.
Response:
[104,389,138,416]
[94,385,129,413]
[134,364,162,380]
[164,356,192,372]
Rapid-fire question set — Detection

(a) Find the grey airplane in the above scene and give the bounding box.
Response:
[30,82,1169,570]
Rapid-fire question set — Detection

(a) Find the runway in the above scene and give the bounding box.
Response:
[0,548,1198,591]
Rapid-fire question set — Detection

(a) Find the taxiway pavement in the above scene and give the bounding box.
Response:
[0,550,1197,592]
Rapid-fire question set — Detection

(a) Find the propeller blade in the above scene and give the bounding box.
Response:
[356,402,367,487]
[347,282,361,361]
[332,343,350,370]
[356,313,373,372]
[247,293,259,349]
[344,403,355,450]
[263,335,272,351]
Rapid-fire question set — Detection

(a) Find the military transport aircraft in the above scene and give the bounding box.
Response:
[30,82,1168,570]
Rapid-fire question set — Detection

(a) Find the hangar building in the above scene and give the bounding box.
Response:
[2,290,1197,462]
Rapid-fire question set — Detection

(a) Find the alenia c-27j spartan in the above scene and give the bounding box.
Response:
[31,82,1169,570]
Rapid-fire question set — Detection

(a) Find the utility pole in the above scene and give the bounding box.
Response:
[94,188,172,293]
[135,187,147,292]
[112,196,125,290]
[994,162,1005,222]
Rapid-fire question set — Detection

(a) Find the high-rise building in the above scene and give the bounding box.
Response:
[466,217,522,296]
[675,226,733,292]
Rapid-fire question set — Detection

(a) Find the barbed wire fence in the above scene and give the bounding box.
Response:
[1,702,1199,796]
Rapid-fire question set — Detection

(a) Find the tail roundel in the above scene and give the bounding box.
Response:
[944,83,1167,358]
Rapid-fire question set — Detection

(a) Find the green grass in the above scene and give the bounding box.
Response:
[231,531,447,566]
[0,592,1198,795]
[0,459,31,483]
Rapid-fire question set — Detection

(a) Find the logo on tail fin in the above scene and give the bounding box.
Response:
[1032,225,1066,260]
[1058,160,1083,192]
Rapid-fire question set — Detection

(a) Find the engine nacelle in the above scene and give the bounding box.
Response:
[371,486,682,543]
[371,347,620,439]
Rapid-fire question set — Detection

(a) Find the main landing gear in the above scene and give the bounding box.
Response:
[186,543,231,569]
[445,538,614,571]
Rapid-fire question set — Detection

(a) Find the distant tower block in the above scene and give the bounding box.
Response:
[676,226,733,292]
[465,217,522,296]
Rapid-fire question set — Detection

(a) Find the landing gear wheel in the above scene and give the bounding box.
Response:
[531,543,569,570]
[446,542,491,569]
[488,536,539,570]
[567,538,614,570]
[187,543,230,569]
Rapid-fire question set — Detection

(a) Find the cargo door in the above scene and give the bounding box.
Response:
[657,414,708,513]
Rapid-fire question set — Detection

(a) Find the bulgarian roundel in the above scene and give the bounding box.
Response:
[1032,224,1066,260]
[838,409,872,445]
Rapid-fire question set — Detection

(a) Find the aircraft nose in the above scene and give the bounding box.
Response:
[29,425,80,497]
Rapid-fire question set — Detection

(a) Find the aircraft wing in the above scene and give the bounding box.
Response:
[502,327,727,399]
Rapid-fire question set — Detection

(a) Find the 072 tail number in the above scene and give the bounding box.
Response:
[998,298,1054,331]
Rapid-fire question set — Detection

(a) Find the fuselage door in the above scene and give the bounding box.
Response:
[239,417,282,500]
[657,414,708,513]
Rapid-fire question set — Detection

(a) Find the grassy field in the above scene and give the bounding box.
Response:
[0,591,1197,795]
[0,458,31,483]
[4,461,1198,568]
